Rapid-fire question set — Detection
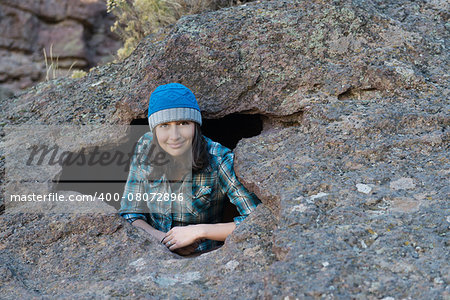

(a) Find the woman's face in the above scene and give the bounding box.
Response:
[155,121,195,157]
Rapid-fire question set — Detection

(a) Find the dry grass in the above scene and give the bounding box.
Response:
[43,44,81,81]
[43,44,59,81]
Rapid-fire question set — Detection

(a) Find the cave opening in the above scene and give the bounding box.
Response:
[56,113,263,223]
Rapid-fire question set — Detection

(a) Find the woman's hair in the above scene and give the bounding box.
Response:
[148,122,210,180]
[191,123,210,172]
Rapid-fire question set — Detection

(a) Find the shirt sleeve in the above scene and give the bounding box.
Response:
[217,152,261,226]
[121,213,148,224]
[117,135,150,219]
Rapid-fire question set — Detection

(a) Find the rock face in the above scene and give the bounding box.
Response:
[0,0,121,97]
[1,0,449,298]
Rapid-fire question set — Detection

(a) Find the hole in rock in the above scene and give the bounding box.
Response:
[56,114,263,223]
[201,113,263,149]
[201,113,263,222]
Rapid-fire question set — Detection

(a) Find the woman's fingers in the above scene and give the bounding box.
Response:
[164,239,177,248]
[163,226,201,250]
[168,240,196,252]
[164,237,175,248]
[163,235,180,250]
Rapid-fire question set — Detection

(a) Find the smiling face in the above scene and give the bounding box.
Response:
[154,120,195,157]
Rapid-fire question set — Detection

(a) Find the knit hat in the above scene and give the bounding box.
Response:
[147,83,202,131]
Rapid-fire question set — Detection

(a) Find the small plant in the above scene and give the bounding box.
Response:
[107,0,174,59]
[43,46,89,81]
[71,70,88,79]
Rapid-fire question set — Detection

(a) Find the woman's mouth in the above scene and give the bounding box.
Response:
[168,143,184,148]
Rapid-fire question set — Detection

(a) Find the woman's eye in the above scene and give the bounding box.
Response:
[180,121,189,125]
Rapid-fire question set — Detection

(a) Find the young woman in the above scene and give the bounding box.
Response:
[118,83,261,256]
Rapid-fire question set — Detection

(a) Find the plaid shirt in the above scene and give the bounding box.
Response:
[118,132,261,252]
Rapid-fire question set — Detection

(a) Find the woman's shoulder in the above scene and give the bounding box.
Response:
[136,131,153,145]
[203,135,233,162]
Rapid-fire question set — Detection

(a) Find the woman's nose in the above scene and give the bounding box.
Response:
[168,124,181,140]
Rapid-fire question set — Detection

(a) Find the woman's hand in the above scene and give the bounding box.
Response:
[161,225,204,251]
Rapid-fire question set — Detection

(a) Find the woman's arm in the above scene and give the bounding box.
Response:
[161,222,236,251]
[196,222,236,241]
[217,152,262,226]
[131,219,166,242]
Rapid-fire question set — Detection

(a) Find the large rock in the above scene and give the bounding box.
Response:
[0,51,42,89]
[0,5,39,52]
[1,0,448,298]
[1,0,107,25]
[38,20,87,64]
[0,0,121,97]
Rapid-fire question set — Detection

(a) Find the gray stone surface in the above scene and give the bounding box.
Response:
[0,0,448,298]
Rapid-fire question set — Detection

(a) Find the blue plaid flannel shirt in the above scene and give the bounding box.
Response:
[118,132,261,252]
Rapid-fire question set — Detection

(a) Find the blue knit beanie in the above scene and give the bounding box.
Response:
[147,83,202,131]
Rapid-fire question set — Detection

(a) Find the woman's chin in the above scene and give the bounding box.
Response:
[167,148,191,159]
